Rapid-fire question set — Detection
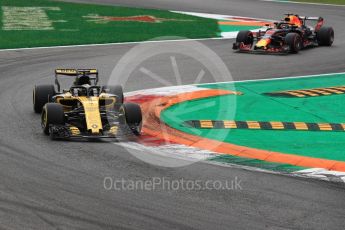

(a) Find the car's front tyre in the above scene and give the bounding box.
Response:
[285,33,302,53]
[41,103,65,135]
[234,30,254,49]
[120,103,142,136]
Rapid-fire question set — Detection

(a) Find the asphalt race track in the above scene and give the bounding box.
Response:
[1,0,345,229]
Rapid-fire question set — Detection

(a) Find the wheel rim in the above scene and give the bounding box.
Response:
[296,38,301,50]
[33,89,35,105]
[247,34,254,47]
[41,109,48,129]
[330,31,334,44]
[119,106,126,124]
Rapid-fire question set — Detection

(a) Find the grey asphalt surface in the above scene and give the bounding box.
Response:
[1,0,345,229]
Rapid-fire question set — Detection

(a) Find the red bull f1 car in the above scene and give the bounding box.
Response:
[233,14,334,54]
[33,69,142,140]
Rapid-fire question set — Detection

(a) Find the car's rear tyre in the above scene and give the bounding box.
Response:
[103,85,124,103]
[317,26,334,46]
[33,85,56,113]
[285,33,302,53]
[41,103,65,135]
[236,30,254,47]
[103,85,124,109]
[120,103,142,136]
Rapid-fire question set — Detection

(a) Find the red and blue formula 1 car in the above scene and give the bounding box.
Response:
[233,14,334,54]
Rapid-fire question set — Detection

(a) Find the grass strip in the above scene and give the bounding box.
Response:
[0,0,220,49]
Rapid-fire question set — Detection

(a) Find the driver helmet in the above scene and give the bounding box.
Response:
[285,15,302,27]
[75,75,91,85]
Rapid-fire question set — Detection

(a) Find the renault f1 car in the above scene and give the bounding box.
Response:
[233,14,334,54]
[33,69,142,139]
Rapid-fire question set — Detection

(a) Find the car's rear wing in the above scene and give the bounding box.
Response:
[54,69,99,92]
[299,16,324,31]
[55,69,98,76]
[299,16,323,21]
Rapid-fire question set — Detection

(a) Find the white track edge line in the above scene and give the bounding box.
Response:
[205,71,345,85]
[125,72,345,96]
[0,37,229,52]
[261,0,345,7]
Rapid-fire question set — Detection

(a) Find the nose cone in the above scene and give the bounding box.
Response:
[256,38,270,48]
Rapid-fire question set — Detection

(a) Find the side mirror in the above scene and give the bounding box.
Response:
[55,78,60,92]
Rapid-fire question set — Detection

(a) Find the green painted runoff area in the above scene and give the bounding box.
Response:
[218,24,261,33]
[162,73,345,163]
[209,155,305,172]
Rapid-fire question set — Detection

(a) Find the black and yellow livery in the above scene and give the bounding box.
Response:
[33,69,142,140]
[265,86,345,98]
[184,120,345,132]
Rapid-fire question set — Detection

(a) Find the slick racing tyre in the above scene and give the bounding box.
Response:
[120,103,142,136]
[236,30,254,47]
[103,85,124,104]
[41,103,65,135]
[103,85,124,109]
[285,33,302,53]
[317,26,334,46]
[33,85,56,113]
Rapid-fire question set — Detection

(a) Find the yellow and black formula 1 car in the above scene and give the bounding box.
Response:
[33,69,142,140]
